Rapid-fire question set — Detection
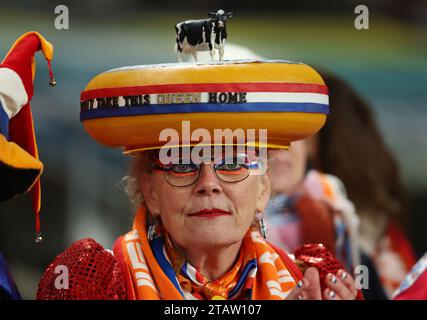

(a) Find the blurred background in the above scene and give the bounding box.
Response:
[0,0,426,299]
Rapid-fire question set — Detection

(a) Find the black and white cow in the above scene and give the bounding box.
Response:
[175,9,235,62]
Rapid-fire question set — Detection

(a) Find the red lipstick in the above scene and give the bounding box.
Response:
[190,208,231,218]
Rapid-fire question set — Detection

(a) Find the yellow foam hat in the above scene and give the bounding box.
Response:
[80,60,328,154]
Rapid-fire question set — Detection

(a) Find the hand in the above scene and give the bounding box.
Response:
[286,267,358,300]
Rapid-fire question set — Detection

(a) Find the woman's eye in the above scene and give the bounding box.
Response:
[216,163,245,171]
[171,163,198,173]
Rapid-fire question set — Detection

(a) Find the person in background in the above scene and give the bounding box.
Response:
[265,71,417,299]
[266,140,361,282]
[393,252,426,300]
[313,72,417,298]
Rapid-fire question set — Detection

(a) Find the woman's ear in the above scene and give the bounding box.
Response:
[256,172,271,212]
[306,136,318,164]
[140,173,160,215]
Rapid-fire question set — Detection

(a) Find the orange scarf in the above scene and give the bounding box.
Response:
[114,206,302,300]
[171,230,258,300]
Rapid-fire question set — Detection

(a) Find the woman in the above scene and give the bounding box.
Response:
[313,72,417,297]
[265,71,417,299]
[37,59,359,300]
[265,140,358,269]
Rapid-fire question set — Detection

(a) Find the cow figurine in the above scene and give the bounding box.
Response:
[175,9,235,62]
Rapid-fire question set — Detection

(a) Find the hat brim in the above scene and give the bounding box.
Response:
[82,111,326,155]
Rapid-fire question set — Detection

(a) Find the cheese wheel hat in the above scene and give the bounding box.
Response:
[80,60,328,154]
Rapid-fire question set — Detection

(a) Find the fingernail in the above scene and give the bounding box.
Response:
[340,271,348,280]
[329,290,336,299]
[297,294,304,300]
[297,280,304,288]
[330,274,337,284]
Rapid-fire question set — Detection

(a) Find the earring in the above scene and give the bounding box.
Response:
[147,215,160,241]
[255,211,268,239]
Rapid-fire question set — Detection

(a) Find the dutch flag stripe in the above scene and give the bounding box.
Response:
[0,68,28,119]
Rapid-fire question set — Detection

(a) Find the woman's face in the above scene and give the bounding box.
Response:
[268,140,309,195]
[140,159,271,252]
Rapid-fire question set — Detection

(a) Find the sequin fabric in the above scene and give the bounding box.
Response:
[295,243,364,299]
[37,238,126,300]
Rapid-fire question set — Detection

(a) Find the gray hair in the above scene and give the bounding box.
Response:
[122,151,158,210]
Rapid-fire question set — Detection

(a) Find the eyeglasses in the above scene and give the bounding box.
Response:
[153,153,261,187]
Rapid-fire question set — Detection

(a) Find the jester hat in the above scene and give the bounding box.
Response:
[0,31,55,241]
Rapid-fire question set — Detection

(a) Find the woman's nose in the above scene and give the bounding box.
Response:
[193,164,222,195]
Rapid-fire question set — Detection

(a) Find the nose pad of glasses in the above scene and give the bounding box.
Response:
[194,164,222,194]
[196,163,219,182]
